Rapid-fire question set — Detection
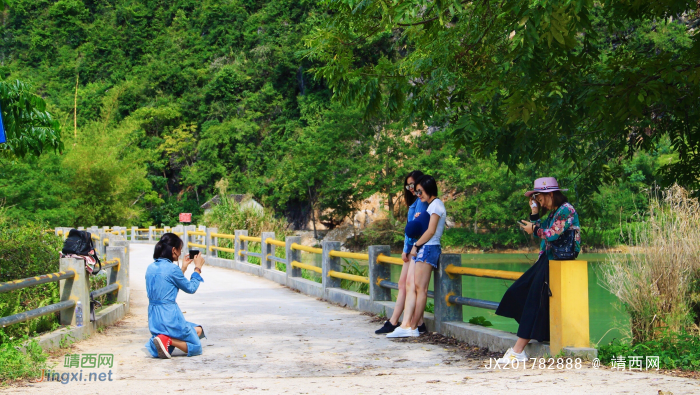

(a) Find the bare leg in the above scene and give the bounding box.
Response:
[399,261,417,329]
[388,259,411,326]
[513,337,530,354]
[409,262,434,329]
[169,326,203,354]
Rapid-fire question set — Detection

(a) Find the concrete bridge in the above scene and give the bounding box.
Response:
[3,237,698,394]
[0,227,700,394]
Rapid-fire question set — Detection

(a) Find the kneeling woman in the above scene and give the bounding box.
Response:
[495,177,580,364]
[145,233,206,359]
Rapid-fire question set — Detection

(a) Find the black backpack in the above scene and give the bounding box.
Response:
[62,229,102,274]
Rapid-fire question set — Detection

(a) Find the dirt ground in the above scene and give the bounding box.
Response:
[3,244,698,394]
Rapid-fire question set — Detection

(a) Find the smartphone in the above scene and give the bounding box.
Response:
[189,250,200,259]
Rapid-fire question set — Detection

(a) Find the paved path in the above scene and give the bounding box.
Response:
[6,244,699,394]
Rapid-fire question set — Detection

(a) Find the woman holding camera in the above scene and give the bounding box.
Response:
[495,177,581,364]
[375,170,429,335]
[145,233,206,359]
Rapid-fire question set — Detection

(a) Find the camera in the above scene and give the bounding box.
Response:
[189,250,200,259]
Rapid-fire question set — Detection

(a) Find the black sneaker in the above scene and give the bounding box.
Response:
[417,323,427,334]
[375,320,399,335]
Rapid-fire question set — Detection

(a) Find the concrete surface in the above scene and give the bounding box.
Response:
[6,244,699,394]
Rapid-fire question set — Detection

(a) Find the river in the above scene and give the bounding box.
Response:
[388,253,627,345]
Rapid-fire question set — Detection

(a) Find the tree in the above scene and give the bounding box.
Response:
[0,80,62,158]
[305,0,700,200]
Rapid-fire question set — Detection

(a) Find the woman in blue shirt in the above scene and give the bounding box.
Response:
[375,170,429,335]
[145,233,206,359]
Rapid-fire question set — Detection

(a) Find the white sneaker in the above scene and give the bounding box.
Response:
[386,326,420,338]
[496,348,529,364]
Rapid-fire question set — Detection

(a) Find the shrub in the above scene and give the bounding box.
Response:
[0,333,49,383]
[599,185,700,343]
[0,218,63,343]
[597,330,700,371]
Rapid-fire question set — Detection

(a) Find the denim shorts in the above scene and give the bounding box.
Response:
[416,245,441,268]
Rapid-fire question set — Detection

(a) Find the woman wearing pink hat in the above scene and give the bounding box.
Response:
[494,177,581,364]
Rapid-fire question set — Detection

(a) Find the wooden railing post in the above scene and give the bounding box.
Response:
[550,260,590,355]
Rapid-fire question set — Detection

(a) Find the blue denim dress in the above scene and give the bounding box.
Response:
[403,198,429,253]
[144,258,204,357]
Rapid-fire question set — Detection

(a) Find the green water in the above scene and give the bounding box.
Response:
[388,253,628,345]
[302,251,628,345]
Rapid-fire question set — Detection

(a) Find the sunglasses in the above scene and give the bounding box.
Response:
[415,189,424,196]
[405,183,415,191]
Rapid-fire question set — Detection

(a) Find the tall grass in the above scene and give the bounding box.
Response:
[599,185,700,342]
[202,180,291,264]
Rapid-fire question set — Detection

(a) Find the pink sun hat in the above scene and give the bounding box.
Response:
[524,177,569,197]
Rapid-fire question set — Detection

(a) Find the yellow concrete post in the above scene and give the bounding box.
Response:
[549,260,590,356]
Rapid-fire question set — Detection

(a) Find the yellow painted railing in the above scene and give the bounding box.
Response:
[136,228,150,231]
[377,254,404,266]
[91,234,99,240]
[291,261,322,274]
[173,232,184,236]
[444,265,523,281]
[188,242,206,249]
[210,245,235,253]
[239,235,262,242]
[327,270,369,284]
[188,230,206,236]
[103,238,109,246]
[211,232,235,239]
[291,243,322,254]
[265,238,286,247]
[328,250,369,260]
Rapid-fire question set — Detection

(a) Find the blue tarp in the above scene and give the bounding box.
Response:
[0,102,5,144]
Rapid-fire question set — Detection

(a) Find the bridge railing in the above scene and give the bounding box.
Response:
[74,225,591,356]
[207,229,590,356]
[0,231,130,338]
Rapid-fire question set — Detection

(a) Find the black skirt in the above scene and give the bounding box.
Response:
[495,254,551,342]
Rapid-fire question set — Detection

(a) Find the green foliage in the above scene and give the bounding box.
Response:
[306,0,700,200]
[0,220,63,342]
[0,0,682,246]
[0,333,50,383]
[598,331,700,371]
[468,316,494,327]
[0,79,62,158]
[424,300,434,314]
[339,259,369,295]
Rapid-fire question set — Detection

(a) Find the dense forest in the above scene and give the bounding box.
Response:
[0,0,697,249]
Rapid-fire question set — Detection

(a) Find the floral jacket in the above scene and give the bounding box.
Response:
[530,202,581,259]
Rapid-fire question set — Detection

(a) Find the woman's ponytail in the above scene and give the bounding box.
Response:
[153,233,184,260]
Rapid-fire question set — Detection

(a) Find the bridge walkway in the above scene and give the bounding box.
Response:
[6,244,696,394]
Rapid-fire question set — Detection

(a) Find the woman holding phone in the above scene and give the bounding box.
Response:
[495,177,581,364]
[375,170,429,335]
[387,175,446,338]
[145,233,207,359]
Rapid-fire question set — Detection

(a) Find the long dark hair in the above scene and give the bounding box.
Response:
[404,170,425,207]
[153,233,184,261]
[540,191,569,216]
